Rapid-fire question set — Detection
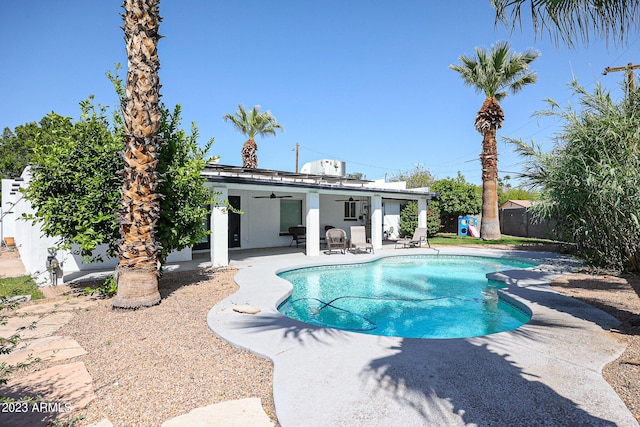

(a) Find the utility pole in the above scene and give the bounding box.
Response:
[294,142,299,173]
[602,62,640,90]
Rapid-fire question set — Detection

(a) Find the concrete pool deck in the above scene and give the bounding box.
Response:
[208,247,640,426]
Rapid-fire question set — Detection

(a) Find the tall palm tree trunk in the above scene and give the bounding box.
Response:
[241,138,258,168]
[113,0,163,309]
[479,127,501,240]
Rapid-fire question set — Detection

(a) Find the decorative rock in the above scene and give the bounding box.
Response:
[161,398,273,427]
[232,305,261,314]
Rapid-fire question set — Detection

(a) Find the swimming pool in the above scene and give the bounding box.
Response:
[277,255,537,339]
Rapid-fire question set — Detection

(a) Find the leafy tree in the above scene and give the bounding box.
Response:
[0,123,40,186]
[450,41,539,240]
[498,187,538,206]
[24,103,122,259]
[155,105,214,263]
[431,173,482,231]
[391,167,435,189]
[507,80,640,271]
[491,0,640,47]
[399,201,441,237]
[346,172,366,180]
[223,104,284,168]
[24,98,215,267]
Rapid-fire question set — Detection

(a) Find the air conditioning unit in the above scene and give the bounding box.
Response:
[300,159,346,177]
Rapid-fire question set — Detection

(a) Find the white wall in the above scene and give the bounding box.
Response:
[229,189,307,250]
[318,194,366,240]
[63,244,191,272]
[1,174,29,245]
[383,200,402,239]
[226,191,375,248]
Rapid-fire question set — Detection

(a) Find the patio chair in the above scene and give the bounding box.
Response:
[325,228,348,254]
[288,226,306,247]
[394,227,429,248]
[349,226,373,254]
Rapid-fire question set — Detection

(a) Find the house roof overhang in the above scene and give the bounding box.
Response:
[201,164,438,200]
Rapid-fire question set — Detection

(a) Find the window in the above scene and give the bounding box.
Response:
[280,199,302,232]
[344,201,357,220]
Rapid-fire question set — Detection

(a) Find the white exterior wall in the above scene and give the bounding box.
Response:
[305,192,320,256]
[371,195,383,250]
[225,189,307,250]
[418,198,428,228]
[317,194,367,239]
[382,200,401,239]
[211,186,229,267]
[1,179,20,242]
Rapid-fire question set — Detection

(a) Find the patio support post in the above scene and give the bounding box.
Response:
[305,192,320,256]
[371,195,383,250]
[418,198,428,229]
[211,187,229,267]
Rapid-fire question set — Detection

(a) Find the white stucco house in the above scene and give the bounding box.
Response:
[1,161,437,284]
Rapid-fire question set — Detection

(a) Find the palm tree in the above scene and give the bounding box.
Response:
[223,104,283,168]
[450,41,539,240]
[491,0,640,47]
[112,0,163,309]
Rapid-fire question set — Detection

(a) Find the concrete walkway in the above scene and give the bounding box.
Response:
[0,251,273,427]
[208,247,640,426]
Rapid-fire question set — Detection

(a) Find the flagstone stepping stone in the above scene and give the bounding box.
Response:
[0,335,86,365]
[0,312,74,340]
[0,361,96,427]
[161,398,274,427]
[15,297,100,316]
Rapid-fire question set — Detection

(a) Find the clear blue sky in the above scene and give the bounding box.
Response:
[1,1,638,186]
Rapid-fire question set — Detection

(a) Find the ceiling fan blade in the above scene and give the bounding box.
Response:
[253,192,293,199]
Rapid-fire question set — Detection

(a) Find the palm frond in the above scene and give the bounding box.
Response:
[492,0,640,47]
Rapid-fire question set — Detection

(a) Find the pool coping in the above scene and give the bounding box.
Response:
[207,247,639,426]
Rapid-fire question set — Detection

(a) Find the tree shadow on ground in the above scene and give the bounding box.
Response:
[157,267,219,299]
[550,273,640,336]
[67,266,218,301]
[231,312,348,345]
[363,338,620,426]
[0,362,92,427]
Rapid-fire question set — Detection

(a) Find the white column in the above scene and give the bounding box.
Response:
[211,187,229,267]
[305,192,320,256]
[371,195,383,250]
[418,198,428,229]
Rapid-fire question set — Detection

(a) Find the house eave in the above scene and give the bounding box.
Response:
[201,164,437,200]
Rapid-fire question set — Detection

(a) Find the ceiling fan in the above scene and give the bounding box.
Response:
[253,192,293,199]
[334,196,363,202]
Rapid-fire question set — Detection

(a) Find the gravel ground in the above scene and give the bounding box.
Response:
[6,250,639,426]
[55,267,278,426]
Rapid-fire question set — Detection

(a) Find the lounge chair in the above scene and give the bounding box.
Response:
[349,226,373,254]
[395,227,429,248]
[288,226,306,247]
[325,228,348,254]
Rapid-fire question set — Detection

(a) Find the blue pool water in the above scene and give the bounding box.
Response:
[277,255,537,339]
